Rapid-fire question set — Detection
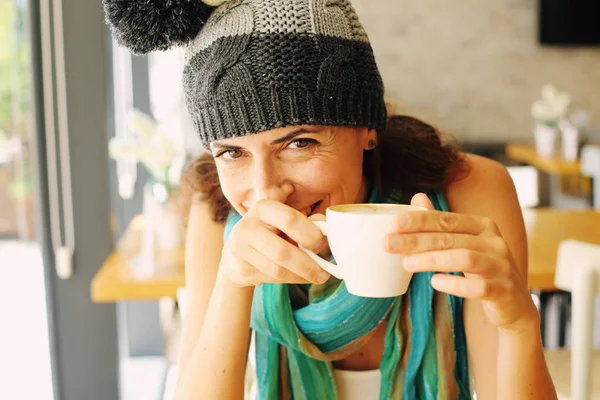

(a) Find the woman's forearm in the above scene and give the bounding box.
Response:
[497,318,557,400]
[175,274,254,400]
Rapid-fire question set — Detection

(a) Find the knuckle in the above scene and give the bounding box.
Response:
[411,212,425,228]
[397,212,419,231]
[481,217,498,233]
[461,249,477,267]
[495,238,511,258]
[303,232,323,252]
[234,217,255,236]
[237,261,253,279]
[273,244,292,263]
[479,280,493,298]
[419,253,433,268]
[439,233,455,250]
[280,211,297,230]
[401,234,417,251]
[228,242,243,258]
[438,212,458,232]
[271,265,286,279]
[256,199,271,209]
[502,276,516,293]
[307,267,322,282]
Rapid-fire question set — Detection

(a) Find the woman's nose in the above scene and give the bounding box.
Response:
[253,180,294,204]
[251,163,293,205]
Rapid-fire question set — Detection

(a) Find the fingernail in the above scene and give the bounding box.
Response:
[317,271,330,283]
[403,256,417,270]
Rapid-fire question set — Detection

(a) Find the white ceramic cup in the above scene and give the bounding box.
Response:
[300,203,426,298]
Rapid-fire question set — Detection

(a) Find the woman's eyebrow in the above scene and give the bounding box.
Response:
[270,128,319,145]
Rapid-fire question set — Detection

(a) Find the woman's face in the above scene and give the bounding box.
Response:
[210,125,376,217]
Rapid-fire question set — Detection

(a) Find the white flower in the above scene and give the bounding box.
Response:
[108,137,142,162]
[109,109,182,189]
[531,100,556,122]
[151,135,177,167]
[127,109,157,138]
[531,84,571,125]
[137,137,177,178]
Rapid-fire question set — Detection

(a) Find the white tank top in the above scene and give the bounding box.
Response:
[333,368,382,400]
[245,332,382,399]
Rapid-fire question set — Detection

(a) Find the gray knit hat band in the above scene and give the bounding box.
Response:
[104,0,386,146]
[184,32,386,144]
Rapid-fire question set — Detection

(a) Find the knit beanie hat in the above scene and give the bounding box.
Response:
[104,0,386,146]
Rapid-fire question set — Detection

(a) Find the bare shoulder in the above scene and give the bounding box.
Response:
[187,195,226,239]
[445,153,519,217]
[445,152,526,272]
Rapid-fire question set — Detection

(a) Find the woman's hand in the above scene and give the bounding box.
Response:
[384,193,538,334]
[219,199,330,288]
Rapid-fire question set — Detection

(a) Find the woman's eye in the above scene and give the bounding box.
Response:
[288,138,317,149]
[218,149,243,160]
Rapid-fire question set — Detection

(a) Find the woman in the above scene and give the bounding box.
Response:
[105,0,557,398]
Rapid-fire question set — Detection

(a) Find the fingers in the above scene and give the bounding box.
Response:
[250,225,329,284]
[429,272,518,301]
[410,193,435,210]
[402,249,508,278]
[308,213,326,222]
[239,244,312,285]
[225,258,276,287]
[222,202,330,288]
[253,200,324,251]
[429,273,494,299]
[385,232,507,256]
[392,209,498,236]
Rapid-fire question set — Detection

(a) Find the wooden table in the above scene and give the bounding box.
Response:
[523,208,600,290]
[506,143,591,200]
[91,209,600,302]
[91,216,185,302]
[505,143,582,175]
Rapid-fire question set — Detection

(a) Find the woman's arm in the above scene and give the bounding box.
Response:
[175,197,326,399]
[175,198,252,399]
[446,154,556,399]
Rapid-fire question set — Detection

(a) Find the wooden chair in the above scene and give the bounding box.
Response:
[581,145,600,210]
[545,240,600,399]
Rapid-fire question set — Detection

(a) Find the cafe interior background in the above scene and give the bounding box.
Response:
[1,0,600,399]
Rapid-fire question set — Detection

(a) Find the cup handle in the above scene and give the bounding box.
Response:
[299,220,344,279]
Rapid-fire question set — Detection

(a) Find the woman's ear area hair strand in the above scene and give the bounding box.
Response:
[103,0,215,54]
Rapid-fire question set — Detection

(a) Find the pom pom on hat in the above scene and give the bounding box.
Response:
[103,0,214,54]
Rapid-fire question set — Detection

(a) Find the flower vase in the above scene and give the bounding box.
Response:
[534,124,558,158]
[138,180,183,276]
[561,125,580,162]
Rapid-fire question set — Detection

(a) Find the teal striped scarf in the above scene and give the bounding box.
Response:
[223,190,471,399]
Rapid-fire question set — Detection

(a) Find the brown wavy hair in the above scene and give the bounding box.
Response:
[181,114,469,223]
